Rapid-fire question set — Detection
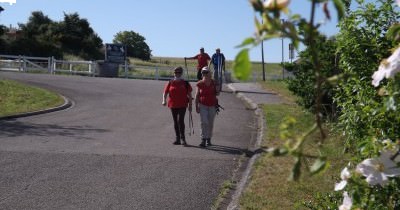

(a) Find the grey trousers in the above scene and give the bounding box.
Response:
[199,103,217,139]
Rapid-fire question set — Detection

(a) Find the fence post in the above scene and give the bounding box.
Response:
[53,58,57,74]
[89,61,93,76]
[155,66,159,80]
[69,63,73,74]
[124,60,128,78]
[18,55,22,71]
[22,56,27,72]
[48,57,52,74]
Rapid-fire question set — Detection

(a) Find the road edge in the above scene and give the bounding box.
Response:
[225,83,265,210]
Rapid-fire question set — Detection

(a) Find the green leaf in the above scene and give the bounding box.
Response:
[310,157,328,175]
[233,49,251,81]
[387,24,400,41]
[236,37,256,48]
[289,157,301,181]
[332,0,346,21]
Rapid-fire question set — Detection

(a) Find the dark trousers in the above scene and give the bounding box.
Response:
[171,108,186,139]
[197,70,202,81]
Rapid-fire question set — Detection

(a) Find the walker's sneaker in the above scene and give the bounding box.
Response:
[206,138,212,146]
[173,137,181,145]
[181,138,187,146]
[199,139,206,147]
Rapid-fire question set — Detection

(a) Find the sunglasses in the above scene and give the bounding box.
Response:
[174,71,182,74]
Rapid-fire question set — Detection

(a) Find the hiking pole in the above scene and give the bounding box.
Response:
[184,58,189,80]
[188,109,194,135]
[218,56,223,91]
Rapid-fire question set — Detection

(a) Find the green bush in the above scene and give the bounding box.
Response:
[285,35,339,117]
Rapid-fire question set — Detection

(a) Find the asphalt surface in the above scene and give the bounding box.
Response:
[0,72,257,210]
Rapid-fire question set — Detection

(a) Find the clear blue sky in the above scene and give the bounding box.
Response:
[0,0,339,62]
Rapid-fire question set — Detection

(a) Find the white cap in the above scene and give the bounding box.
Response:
[201,66,210,74]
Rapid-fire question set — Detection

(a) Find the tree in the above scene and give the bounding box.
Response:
[113,31,151,60]
[0,25,7,52]
[286,35,339,117]
[55,12,103,59]
[334,0,399,147]
[9,11,62,57]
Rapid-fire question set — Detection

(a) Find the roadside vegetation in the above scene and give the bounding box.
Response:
[0,79,64,117]
[240,80,348,209]
[233,0,400,209]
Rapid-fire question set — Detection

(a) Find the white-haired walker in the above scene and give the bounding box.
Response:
[195,66,219,147]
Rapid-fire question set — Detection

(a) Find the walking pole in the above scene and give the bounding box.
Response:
[219,56,222,91]
[184,58,189,81]
[188,109,194,136]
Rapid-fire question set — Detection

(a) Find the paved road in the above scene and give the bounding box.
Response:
[0,72,256,210]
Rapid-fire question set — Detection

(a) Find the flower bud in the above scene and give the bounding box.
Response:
[264,0,291,10]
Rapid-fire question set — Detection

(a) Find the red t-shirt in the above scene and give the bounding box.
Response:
[194,53,211,70]
[164,79,192,108]
[197,80,217,106]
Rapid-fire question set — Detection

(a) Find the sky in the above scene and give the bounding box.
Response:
[0,0,340,63]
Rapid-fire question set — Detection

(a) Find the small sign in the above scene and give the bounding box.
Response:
[105,44,126,63]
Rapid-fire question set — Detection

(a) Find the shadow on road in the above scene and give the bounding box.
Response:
[0,119,109,138]
[184,144,246,155]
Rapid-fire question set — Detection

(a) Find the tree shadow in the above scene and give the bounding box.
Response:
[0,119,109,139]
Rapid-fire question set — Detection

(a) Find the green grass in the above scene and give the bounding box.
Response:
[0,79,64,117]
[130,57,283,81]
[239,80,349,210]
[259,80,297,104]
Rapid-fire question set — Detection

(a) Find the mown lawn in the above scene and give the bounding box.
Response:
[239,80,349,209]
[0,79,64,117]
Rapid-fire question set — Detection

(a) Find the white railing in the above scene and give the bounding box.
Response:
[0,54,51,72]
[52,59,96,76]
[0,54,199,81]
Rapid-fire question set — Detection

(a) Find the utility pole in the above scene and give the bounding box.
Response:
[281,19,285,79]
[261,14,266,81]
[289,43,294,63]
[261,40,266,81]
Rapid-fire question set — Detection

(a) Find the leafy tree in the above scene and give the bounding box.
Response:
[55,12,103,59]
[9,11,62,57]
[0,25,7,52]
[286,35,339,117]
[113,30,151,60]
[334,0,399,148]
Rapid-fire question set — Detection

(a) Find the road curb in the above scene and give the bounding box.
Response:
[225,83,265,210]
[0,95,73,120]
[225,84,258,110]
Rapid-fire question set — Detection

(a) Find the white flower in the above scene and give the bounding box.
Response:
[372,47,400,87]
[264,0,291,10]
[335,167,351,191]
[397,0,400,7]
[356,151,400,186]
[339,191,352,210]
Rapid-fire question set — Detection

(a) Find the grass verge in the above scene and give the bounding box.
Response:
[239,80,349,209]
[0,79,64,117]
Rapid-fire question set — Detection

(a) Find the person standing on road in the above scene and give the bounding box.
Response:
[162,66,193,145]
[185,47,211,81]
[211,48,225,92]
[195,66,219,147]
